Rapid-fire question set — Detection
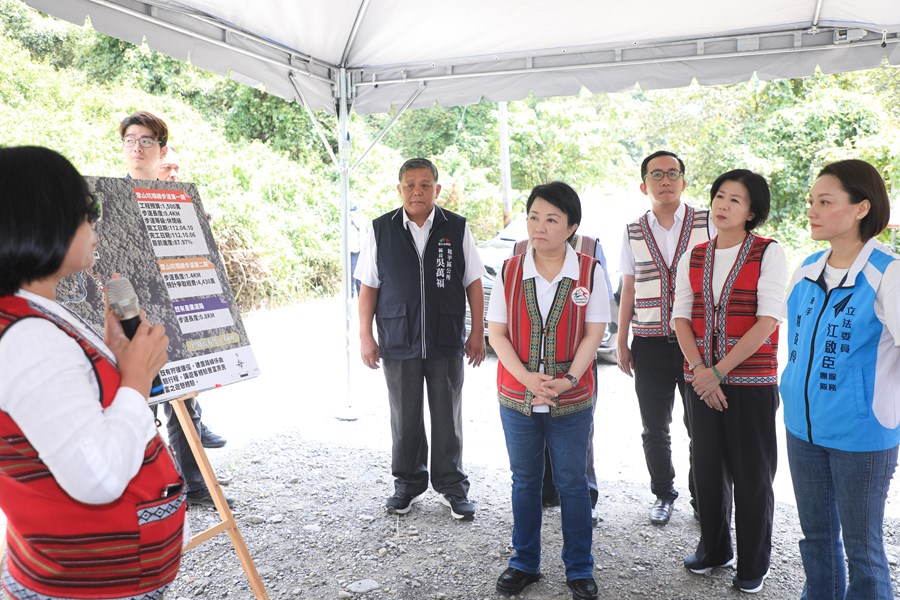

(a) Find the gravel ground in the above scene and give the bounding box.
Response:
[165,299,900,599]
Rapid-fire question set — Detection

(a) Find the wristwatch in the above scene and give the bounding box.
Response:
[564,373,579,388]
[687,360,705,371]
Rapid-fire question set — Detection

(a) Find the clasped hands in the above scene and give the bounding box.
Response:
[522,372,574,406]
[691,365,728,411]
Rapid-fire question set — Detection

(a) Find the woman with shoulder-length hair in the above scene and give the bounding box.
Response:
[0,146,184,600]
[781,159,900,600]
[487,181,609,600]
[672,169,788,594]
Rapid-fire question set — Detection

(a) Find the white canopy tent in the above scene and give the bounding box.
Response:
[24,1,900,114]
[23,0,900,411]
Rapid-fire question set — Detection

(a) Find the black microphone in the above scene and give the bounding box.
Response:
[106,277,166,397]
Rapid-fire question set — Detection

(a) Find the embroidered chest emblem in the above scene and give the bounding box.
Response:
[571,286,590,307]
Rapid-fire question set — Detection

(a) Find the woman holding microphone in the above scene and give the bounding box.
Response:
[0,146,185,600]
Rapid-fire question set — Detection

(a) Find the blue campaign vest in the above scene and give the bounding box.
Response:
[781,241,900,451]
[373,206,468,360]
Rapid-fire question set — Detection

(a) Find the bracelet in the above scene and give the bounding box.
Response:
[687,360,704,371]
[711,366,725,383]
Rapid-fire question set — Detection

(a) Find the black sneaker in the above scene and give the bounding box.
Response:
[385,491,425,515]
[732,569,770,593]
[200,423,227,449]
[439,494,475,520]
[186,487,235,509]
[683,552,735,575]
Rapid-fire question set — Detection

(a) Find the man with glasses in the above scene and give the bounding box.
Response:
[616,151,715,525]
[120,111,169,181]
[118,111,233,509]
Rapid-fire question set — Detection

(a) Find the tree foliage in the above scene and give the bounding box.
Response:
[2,0,898,310]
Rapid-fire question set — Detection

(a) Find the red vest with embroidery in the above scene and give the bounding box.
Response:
[685,235,779,385]
[0,296,185,600]
[497,253,598,416]
[628,205,710,336]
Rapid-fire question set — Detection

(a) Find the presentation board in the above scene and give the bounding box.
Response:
[58,177,260,403]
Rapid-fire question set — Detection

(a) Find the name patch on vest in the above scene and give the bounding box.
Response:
[571,286,590,307]
[436,236,454,289]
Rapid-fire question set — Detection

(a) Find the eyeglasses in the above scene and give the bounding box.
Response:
[122,136,161,148]
[645,169,684,182]
[85,193,102,224]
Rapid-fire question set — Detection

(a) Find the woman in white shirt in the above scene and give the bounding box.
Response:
[671,169,787,594]
[487,182,609,600]
[0,146,182,600]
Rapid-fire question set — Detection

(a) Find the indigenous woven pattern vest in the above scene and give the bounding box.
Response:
[0,296,185,600]
[628,205,710,337]
[497,252,598,416]
[686,234,779,385]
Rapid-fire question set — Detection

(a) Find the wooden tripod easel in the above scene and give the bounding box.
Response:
[169,393,269,599]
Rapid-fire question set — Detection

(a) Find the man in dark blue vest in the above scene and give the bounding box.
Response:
[356,158,486,521]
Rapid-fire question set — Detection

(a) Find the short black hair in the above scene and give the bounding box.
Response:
[398,158,438,182]
[641,150,685,180]
[526,181,582,241]
[710,169,771,231]
[817,159,890,241]
[0,146,92,295]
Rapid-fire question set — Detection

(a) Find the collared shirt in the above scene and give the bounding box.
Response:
[354,206,485,288]
[487,245,610,325]
[787,240,900,345]
[619,202,717,275]
[0,291,157,505]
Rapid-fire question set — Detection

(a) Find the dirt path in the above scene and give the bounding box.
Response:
[168,298,900,599]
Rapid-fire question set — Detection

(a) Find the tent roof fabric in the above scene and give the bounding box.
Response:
[24,0,900,114]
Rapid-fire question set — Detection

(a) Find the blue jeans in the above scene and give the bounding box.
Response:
[499,405,593,580]
[786,432,898,599]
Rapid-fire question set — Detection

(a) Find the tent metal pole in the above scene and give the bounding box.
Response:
[811,0,826,28]
[337,67,357,421]
[498,101,513,226]
[340,0,371,67]
[289,72,339,170]
[350,84,424,173]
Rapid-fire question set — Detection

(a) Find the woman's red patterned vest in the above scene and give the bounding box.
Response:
[627,205,710,337]
[0,296,185,600]
[497,252,598,416]
[685,234,779,385]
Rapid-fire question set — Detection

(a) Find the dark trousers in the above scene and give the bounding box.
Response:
[542,361,599,508]
[154,398,205,493]
[688,384,778,581]
[632,335,693,503]
[382,357,469,499]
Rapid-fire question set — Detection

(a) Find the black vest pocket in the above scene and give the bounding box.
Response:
[438,299,465,346]
[377,301,410,349]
